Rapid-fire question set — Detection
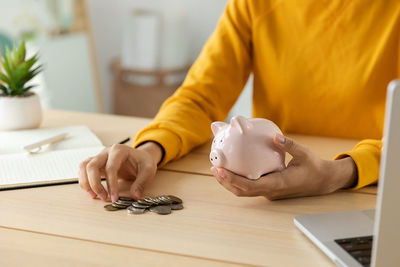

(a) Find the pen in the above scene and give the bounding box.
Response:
[118,137,131,145]
[24,133,68,153]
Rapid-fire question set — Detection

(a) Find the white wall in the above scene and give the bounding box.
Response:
[87,0,230,113]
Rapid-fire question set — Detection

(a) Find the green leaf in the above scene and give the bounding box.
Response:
[13,61,32,82]
[0,43,42,95]
[11,44,20,67]
[14,67,42,91]
[21,65,42,80]
[0,72,9,84]
[21,85,36,95]
[30,65,43,76]
[25,54,38,70]
[5,46,15,68]
[1,51,14,81]
[0,84,8,95]
[8,55,39,84]
[16,41,26,64]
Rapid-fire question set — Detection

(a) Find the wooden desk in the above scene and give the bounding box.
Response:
[0,110,378,266]
[40,110,377,195]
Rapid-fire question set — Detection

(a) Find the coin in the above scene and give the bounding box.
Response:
[170,203,184,210]
[104,195,183,214]
[168,195,183,204]
[119,196,135,202]
[132,202,151,209]
[116,200,134,206]
[112,202,129,209]
[151,197,164,205]
[104,204,120,211]
[138,199,155,206]
[144,197,159,205]
[158,196,173,205]
[150,205,172,215]
[127,206,146,214]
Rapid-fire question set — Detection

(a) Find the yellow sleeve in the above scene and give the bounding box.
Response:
[335,139,382,189]
[134,0,253,167]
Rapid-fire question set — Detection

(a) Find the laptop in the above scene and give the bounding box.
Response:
[294,80,400,267]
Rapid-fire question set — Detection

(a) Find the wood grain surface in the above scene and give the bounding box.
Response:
[0,170,376,266]
[0,110,378,266]
[0,227,243,267]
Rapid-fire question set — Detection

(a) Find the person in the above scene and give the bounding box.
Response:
[79,0,393,202]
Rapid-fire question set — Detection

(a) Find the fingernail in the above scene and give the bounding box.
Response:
[111,194,118,203]
[87,189,96,198]
[100,192,108,201]
[276,134,286,144]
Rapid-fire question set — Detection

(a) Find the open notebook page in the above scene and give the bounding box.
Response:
[0,126,105,189]
[0,126,103,155]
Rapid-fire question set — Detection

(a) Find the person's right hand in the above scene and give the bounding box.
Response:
[78,142,163,202]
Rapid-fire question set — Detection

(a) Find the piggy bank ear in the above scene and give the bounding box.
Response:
[211,121,227,135]
[230,115,252,134]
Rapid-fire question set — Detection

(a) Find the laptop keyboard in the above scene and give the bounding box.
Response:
[335,236,373,267]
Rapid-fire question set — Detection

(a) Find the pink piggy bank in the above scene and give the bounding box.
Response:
[210,116,285,179]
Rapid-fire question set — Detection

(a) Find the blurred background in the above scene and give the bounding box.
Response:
[0,0,252,119]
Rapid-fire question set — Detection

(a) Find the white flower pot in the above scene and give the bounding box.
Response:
[0,93,42,131]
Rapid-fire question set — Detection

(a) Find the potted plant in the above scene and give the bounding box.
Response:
[0,42,43,130]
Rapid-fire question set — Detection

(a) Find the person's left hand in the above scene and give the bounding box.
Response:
[210,134,357,200]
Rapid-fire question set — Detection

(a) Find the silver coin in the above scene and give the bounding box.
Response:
[138,199,155,206]
[150,197,163,204]
[149,205,172,215]
[168,195,183,204]
[132,202,151,209]
[151,197,164,205]
[112,202,130,209]
[118,196,135,202]
[116,200,134,206]
[104,204,120,211]
[144,197,158,204]
[170,203,184,210]
[127,206,146,214]
[155,196,168,204]
[158,196,173,205]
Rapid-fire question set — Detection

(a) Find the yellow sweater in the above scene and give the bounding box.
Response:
[134,0,399,189]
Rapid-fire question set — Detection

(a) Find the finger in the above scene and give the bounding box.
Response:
[211,167,247,196]
[130,159,155,199]
[274,134,309,158]
[216,168,257,193]
[86,153,109,201]
[105,145,127,202]
[78,158,97,198]
[215,174,246,196]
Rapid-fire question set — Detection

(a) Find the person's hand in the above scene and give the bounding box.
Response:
[78,142,163,202]
[210,134,357,200]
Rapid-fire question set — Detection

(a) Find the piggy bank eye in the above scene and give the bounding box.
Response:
[220,139,223,143]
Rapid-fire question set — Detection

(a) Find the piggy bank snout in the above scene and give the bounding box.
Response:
[210,149,225,167]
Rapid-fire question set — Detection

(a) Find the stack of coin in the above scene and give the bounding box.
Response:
[128,195,183,215]
[104,196,135,211]
[104,195,183,215]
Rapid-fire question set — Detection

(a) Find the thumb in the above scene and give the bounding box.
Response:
[274,134,308,158]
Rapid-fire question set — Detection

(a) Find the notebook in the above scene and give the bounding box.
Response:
[0,126,105,190]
